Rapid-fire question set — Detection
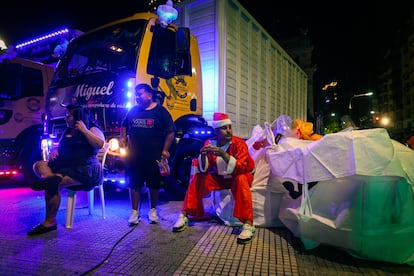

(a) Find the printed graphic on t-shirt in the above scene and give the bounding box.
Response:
[132,118,154,128]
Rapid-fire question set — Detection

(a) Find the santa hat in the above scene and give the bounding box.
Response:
[212,112,232,129]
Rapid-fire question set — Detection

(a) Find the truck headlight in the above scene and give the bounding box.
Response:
[108,138,128,157]
[108,138,120,151]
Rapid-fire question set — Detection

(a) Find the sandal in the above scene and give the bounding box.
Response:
[27,223,57,236]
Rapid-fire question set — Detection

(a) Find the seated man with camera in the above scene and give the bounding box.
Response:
[28,104,105,236]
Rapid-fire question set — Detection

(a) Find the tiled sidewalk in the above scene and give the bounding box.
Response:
[0,182,412,275]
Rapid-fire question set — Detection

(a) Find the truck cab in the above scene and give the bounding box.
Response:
[0,28,78,182]
[41,8,213,197]
[0,56,54,181]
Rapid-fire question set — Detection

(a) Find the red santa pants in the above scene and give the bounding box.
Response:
[182,172,254,223]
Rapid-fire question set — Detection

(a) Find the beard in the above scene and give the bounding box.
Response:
[137,99,151,110]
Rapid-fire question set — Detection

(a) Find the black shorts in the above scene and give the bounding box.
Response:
[49,157,102,191]
[126,159,164,189]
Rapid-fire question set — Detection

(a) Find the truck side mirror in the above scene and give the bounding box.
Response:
[147,24,176,79]
[177,28,190,52]
[175,27,192,76]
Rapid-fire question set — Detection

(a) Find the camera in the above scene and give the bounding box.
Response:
[73,108,83,122]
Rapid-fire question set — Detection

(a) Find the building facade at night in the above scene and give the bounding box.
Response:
[376,12,414,142]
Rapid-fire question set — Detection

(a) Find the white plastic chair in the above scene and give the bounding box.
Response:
[65,143,109,229]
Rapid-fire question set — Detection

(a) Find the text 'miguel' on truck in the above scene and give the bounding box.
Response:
[40,0,308,198]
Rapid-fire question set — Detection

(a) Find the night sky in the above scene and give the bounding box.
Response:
[239,1,413,91]
[1,0,413,101]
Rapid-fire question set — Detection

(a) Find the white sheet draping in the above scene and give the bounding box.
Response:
[265,127,414,265]
[267,128,414,185]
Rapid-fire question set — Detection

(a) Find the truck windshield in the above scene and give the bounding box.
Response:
[0,62,43,100]
[54,20,146,80]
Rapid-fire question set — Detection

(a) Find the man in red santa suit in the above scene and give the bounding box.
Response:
[172,112,256,244]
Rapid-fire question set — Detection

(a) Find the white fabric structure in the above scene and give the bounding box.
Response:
[268,128,414,184]
[266,128,414,265]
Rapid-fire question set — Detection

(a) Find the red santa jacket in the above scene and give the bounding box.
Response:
[198,136,255,177]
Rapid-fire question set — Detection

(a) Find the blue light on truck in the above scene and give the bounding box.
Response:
[127,79,133,88]
[188,127,213,138]
[125,78,135,109]
[15,28,69,49]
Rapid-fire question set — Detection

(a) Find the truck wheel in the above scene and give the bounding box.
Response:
[20,145,41,185]
[165,154,196,200]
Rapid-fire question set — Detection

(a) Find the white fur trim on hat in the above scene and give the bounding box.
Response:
[212,118,231,129]
[212,112,232,129]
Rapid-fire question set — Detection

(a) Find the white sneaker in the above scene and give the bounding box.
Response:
[148,208,159,224]
[172,214,189,232]
[128,209,140,226]
[237,223,255,244]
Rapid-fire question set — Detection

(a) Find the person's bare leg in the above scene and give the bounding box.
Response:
[33,161,54,179]
[41,176,79,227]
[32,161,63,226]
[130,188,140,211]
[148,188,159,209]
[42,189,60,227]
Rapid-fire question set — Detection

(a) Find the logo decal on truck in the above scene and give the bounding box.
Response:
[26,98,41,112]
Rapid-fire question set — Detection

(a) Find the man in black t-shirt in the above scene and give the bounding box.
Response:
[121,83,175,226]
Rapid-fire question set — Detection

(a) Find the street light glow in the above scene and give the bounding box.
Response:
[0,39,7,50]
[348,92,374,110]
[380,116,390,126]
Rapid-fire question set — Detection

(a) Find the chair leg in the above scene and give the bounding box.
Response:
[66,190,77,229]
[88,189,94,215]
[98,184,106,219]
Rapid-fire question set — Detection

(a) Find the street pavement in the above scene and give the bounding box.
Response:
[0,177,413,276]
